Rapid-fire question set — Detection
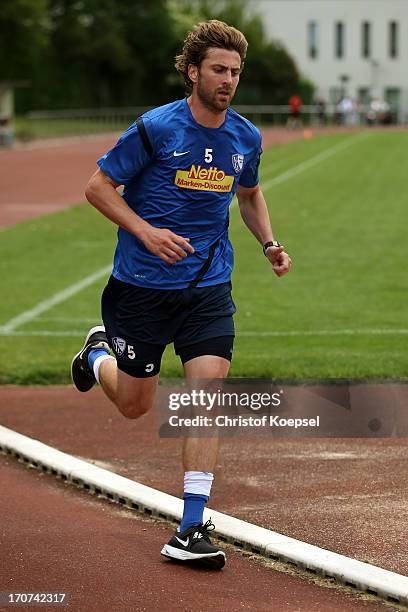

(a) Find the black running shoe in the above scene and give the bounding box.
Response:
[161,519,226,569]
[71,325,110,392]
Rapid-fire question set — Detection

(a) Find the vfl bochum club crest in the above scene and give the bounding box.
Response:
[112,337,126,356]
[232,153,244,173]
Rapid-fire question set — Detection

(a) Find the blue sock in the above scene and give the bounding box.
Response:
[88,348,109,371]
[179,493,208,533]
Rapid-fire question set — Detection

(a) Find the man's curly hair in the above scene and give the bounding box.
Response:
[175,20,248,91]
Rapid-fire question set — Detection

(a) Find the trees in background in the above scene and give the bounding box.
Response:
[0,0,314,112]
[0,0,48,82]
[174,0,313,105]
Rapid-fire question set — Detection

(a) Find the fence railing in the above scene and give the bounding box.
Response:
[12,104,402,142]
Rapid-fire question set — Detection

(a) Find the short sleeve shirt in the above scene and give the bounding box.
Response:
[97,98,262,289]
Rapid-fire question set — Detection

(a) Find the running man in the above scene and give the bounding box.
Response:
[71,20,291,569]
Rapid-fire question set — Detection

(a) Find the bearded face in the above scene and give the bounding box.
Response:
[190,48,242,113]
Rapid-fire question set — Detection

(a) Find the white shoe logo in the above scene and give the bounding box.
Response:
[173,150,190,157]
[193,532,203,539]
[175,536,189,547]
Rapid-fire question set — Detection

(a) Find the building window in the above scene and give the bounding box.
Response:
[358,88,371,106]
[307,21,318,59]
[385,88,400,112]
[329,86,343,105]
[335,22,345,58]
[361,22,371,58]
[389,21,398,58]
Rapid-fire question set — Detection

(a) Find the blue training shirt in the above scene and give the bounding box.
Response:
[97,98,262,289]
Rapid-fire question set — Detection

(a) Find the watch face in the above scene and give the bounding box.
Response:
[263,241,280,255]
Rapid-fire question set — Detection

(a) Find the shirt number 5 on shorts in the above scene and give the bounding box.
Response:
[204,148,213,163]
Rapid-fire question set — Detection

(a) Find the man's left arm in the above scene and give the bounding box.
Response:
[236,184,292,277]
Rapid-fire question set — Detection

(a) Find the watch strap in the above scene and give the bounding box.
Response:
[263,240,281,256]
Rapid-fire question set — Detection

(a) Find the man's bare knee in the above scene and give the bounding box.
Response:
[117,396,152,419]
[115,370,158,419]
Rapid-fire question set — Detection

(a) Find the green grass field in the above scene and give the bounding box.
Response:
[1,130,407,384]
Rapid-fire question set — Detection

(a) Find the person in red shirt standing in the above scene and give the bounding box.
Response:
[287,94,302,129]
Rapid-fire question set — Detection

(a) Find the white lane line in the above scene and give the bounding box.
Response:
[239,328,408,337]
[260,157,288,178]
[0,328,407,338]
[260,133,368,191]
[0,265,111,333]
[230,133,366,210]
[0,425,407,605]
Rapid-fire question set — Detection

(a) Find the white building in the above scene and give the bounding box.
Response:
[252,0,408,120]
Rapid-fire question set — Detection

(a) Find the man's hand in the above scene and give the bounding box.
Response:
[265,245,292,277]
[140,226,194,264]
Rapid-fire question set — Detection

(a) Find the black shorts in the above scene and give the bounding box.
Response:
[101,276,236,377]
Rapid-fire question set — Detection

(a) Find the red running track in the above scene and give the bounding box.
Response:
[0,386,403,611]
[0,127,362,228]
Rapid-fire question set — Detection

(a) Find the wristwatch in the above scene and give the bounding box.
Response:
[263,240,281,256]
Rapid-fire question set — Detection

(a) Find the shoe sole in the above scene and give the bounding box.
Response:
[160,544,226,569]
[71,325,107,392]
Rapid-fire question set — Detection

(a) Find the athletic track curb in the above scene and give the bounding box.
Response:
[0,425,406,606]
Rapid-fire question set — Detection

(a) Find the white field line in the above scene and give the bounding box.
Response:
[240,328,408,337]
[31,315,408,336]
[231,132,367,210]
[0,328,407,338]
[1,425,407,604]
[33,314,408,335]
[0,265,111,333]
[260,157,288,178]
[260,133,368,191]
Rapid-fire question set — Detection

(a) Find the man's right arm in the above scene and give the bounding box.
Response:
[85,168,194,265]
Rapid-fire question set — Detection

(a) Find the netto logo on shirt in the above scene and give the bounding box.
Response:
[175,164,234,193]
